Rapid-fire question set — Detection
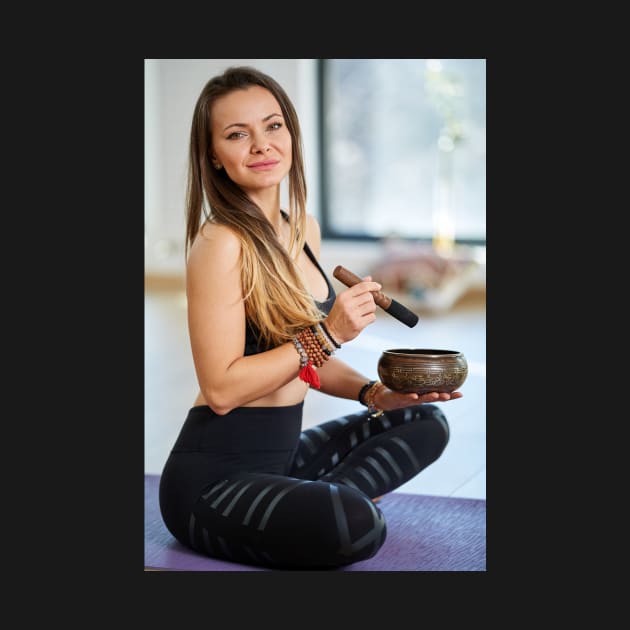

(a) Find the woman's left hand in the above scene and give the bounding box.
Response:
[376,386,463,412]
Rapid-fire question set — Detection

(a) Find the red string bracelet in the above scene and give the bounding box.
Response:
[292,336,321,389]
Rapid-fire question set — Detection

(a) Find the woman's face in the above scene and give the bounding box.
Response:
[210,85,292,194]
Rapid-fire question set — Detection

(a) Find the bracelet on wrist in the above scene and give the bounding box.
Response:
[364,381,385,417]
[320,320,341,349]
[358,380,377,407]
[292,323,340,390]
[291,336,320,387]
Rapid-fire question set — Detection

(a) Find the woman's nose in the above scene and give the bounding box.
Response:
[250,134,270,153]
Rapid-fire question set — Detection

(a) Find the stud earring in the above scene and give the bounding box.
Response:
[214,164,222,170]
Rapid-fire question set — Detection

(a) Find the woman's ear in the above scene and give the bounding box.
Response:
[210,151,222,170]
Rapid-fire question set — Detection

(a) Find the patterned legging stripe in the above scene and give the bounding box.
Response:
[187,403,448,569]
[291,403,449,494]
[188,473,385,568]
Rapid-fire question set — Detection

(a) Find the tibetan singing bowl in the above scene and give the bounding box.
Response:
[377,349,468,395]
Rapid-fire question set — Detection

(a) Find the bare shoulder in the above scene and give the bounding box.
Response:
[188,221,241,268]
[305,213,322,257]
[186,221,242,288]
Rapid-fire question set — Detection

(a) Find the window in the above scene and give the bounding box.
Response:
[319,59,486,245]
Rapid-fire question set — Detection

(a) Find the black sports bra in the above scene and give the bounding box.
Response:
[243,233,336,356]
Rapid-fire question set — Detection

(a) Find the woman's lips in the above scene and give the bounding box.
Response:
[247,160,279,171]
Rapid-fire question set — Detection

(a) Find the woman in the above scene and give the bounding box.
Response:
[158,66,462,569]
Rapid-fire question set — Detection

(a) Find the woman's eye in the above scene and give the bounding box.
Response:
[226,123,281,140]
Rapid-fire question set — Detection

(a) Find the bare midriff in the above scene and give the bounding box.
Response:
[192,376,309,410]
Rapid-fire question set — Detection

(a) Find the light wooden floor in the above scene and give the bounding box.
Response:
[145,288,485,499]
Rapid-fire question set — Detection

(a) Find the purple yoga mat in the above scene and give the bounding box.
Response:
[145,474,485,571]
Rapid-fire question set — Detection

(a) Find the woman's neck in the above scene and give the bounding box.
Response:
[248,186,283,233]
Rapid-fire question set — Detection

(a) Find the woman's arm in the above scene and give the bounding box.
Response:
[304,215,462,410]
[315,357,374,402]
[186,223,301,414]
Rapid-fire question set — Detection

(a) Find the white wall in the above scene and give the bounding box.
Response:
[144,59,321,274]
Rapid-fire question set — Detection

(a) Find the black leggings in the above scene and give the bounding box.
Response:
[159,403,449,569]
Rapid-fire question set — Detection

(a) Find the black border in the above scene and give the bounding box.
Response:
[38,50,564,611]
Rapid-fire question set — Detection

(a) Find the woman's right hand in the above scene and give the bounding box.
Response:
[324,276,382,344]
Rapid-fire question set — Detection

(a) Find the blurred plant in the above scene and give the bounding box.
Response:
[424,60,466,255]
[424,60,466,148]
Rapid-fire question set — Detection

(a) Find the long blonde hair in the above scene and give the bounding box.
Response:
[185,66,323,348]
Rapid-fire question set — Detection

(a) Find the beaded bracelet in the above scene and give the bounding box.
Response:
[297,328,328,368]
[310,324,333,356]
[292,335,320,388]
[364,381,385,417]
[292,325,340,390]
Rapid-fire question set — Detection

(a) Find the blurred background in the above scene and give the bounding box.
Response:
[145,59,486,499]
